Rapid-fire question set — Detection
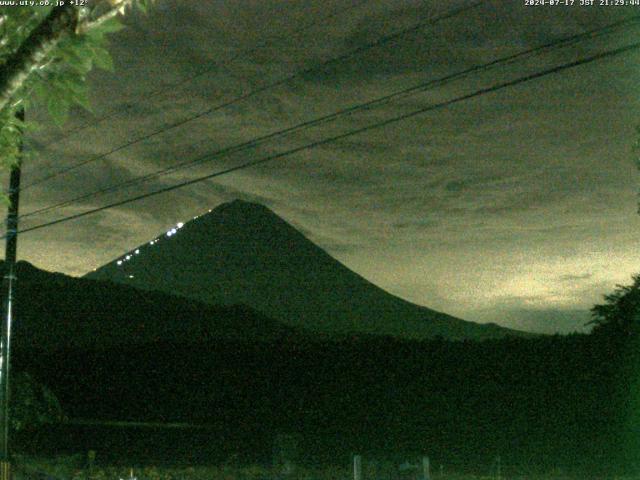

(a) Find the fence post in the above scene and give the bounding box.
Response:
[353,454,362,480]
[422,456,430,480]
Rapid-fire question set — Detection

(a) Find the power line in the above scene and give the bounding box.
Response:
[14,40,640,237]
[19,14,640,220]
[21,0,485,191]
[35,0,372,151]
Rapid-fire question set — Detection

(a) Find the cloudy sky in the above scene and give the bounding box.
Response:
[13,0,640,333]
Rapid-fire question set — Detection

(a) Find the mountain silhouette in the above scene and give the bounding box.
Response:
[1,260,299,351]
[86,199,520,340]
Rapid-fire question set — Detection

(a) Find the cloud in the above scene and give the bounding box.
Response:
[558,273,594,283]
[14,0,640,334]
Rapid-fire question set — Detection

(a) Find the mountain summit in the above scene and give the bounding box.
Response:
[86,199,518,340]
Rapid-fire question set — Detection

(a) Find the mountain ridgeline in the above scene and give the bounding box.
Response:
[86,199,519,340]
[0,206,635,473]
[1,261,299,352]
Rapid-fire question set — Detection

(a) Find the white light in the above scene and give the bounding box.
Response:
[167,231,173,237]
[135,249,140,254]
[128,275,134,279]
[149,241,154,245]
[177,222,184,228]
[126,255,131,260]
[171,228,177,234]
[117,260,122,266]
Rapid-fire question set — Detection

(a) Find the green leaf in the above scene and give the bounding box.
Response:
[89,16,125,37]
[47,95,69,126]
[69,45,94,71]
[72,86,92,112]
[91,45,114,72]
[0,0,155,175]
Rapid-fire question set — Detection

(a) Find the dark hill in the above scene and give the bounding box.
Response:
[0,265,629,474]
[2,260,299,351]
[86,199,522,340]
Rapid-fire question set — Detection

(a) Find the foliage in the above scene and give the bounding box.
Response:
[9,265,639,474]
[0,1,154,180]
[589,274,640,337]
[635,126,640,214]
[0,106,25,170]
[11,462,351,480]
[11,458,640,480]
[10,371,64,432]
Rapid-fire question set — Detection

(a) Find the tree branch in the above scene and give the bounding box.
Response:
[0,0,143,115]
[79,0,137,34]
[0,5,79,113]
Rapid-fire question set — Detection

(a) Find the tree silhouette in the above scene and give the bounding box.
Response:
[10,372,64,433]
[589,274,640,337]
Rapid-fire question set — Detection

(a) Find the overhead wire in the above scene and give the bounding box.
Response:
[13,40,640,237]
[35,0,373,151]
[21,0,486,191]
[18,13,640,220]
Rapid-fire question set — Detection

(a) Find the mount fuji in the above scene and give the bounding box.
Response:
[86,200,520,340]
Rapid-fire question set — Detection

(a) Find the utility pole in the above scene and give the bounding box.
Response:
[0,107,24,480]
